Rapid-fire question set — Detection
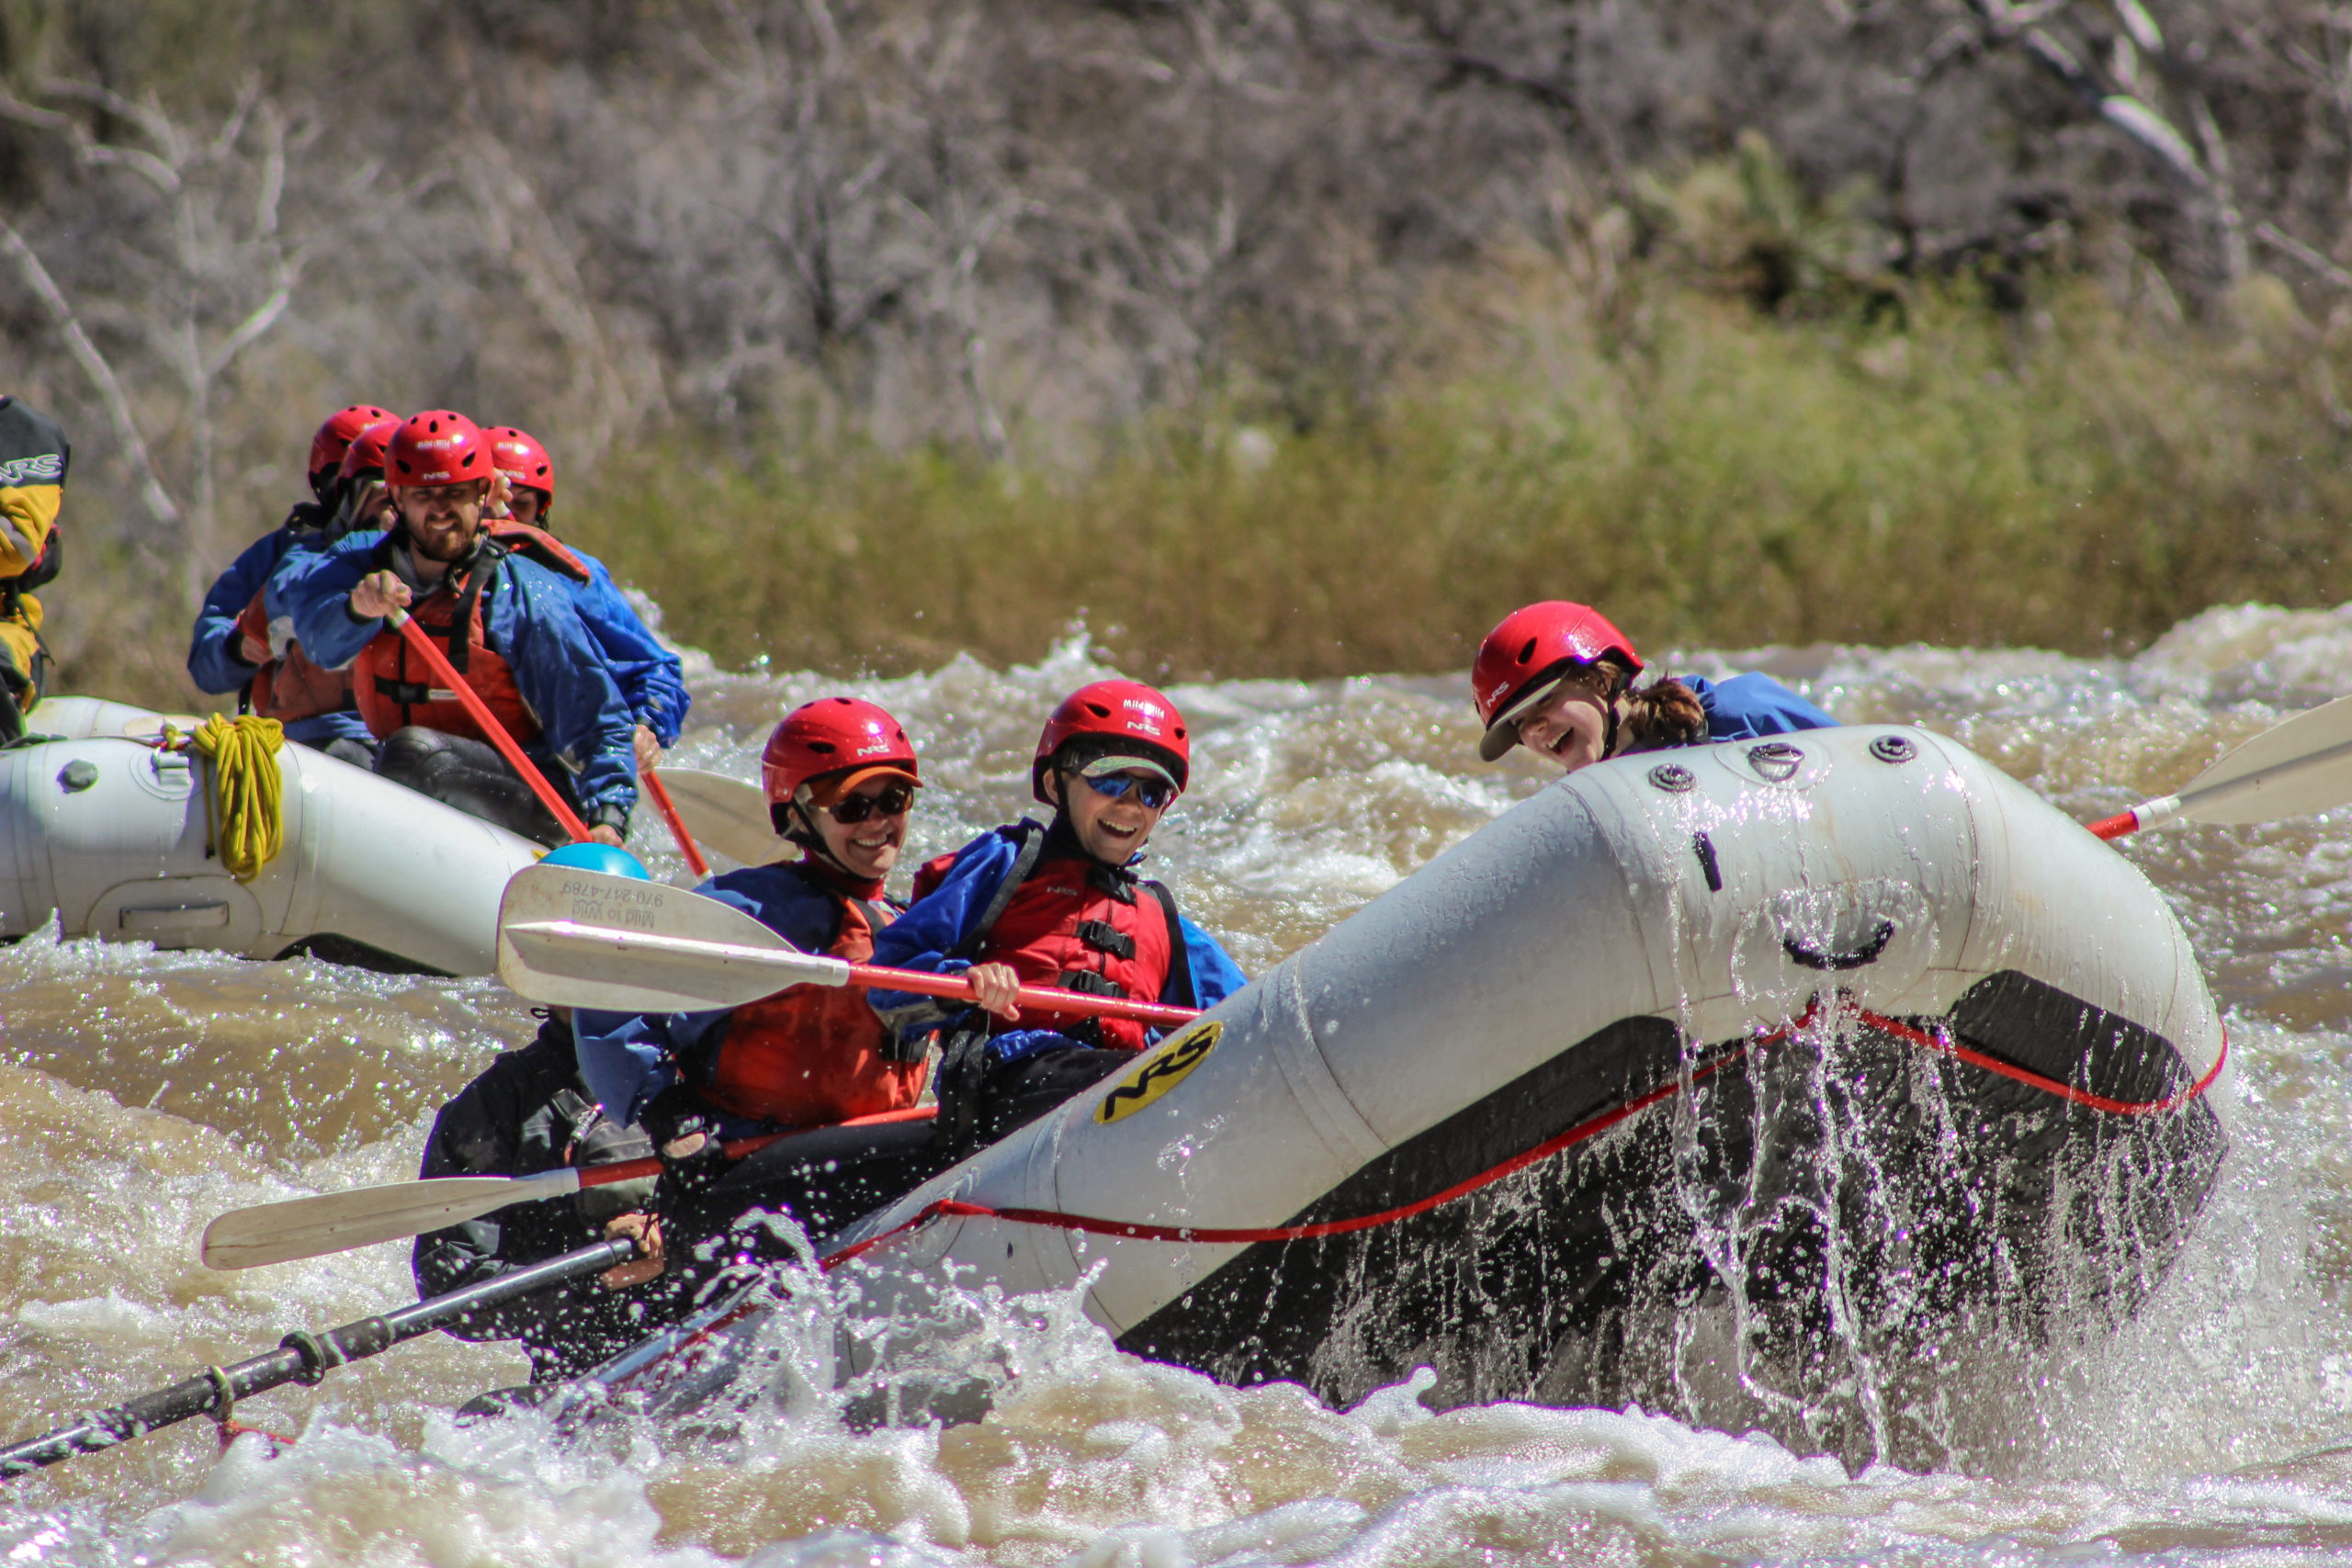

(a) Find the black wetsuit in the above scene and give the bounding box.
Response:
[413,1014,687,1381]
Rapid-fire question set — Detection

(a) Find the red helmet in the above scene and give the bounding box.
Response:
[484,426,555,504]
[1472,602,1644,761]
[761,697,922,805]
[386,410,492,489]
[335,418,400,487]
[308,405,397,497]
[1031,679,1191,802]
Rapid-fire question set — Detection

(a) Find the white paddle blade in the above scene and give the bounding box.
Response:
[496,862,850,1011]
[654,769,780,866]
[501,919,850,1010]
[201,1169,581,1270]
[2176,691,2352,825]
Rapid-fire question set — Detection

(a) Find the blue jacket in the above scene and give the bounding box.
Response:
[575,860,876,1127]
[1680,673,1836,740]
[273,528,640,823]
[864,821,1249,1064]
[569,549,691,748]
[187,519,375,749]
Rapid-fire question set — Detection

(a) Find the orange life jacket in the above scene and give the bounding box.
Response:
[234,591,354,723]
[702,863,930,1124]
[350,525,589,743]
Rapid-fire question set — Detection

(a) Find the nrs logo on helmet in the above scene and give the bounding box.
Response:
[1032,679,1193,803]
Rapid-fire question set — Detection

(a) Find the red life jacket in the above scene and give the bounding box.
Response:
[234,591,354,723]
[702,863,930,1124]
[912,824,1192,1053]
[350,526,589,743]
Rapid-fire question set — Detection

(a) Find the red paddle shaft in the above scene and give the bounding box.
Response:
[390,609,594,843]
[2086,795,2183,841]
[641,768,712,877]
[839,961,1201,1027]
[575,1103,939,1191]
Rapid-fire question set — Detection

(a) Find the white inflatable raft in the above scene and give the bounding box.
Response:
[0,696,541,975]
[551,723,2228,1467]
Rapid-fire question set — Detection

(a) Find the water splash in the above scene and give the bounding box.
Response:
[10,616,2352,1560]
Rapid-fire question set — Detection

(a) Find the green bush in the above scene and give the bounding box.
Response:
[560,275,2352,687]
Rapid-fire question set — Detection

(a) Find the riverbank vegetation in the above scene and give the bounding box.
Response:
[571,263,2352,682]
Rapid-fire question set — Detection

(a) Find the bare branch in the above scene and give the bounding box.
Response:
[0,220,181,527]
[204,265,300,380]
[2255,220,2352,290]
[0,87,180,193]
[2185,92,2247,280]
[254,102,286,240]
[199,76,262,165]
[2101,95,2208,186]
[37,76,175,152]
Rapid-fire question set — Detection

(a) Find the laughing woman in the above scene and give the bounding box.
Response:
[1471,601,1834,773]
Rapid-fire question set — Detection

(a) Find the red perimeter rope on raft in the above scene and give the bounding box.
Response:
[819,999,2228,1272]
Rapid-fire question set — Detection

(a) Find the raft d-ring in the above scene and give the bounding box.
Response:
[1648,762,1696,793]
[1869,735,1917,764]
[1747,741,1804,781]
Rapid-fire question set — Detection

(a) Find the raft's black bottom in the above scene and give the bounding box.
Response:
[308,735,377,770]
[696,1121,962,1244]
[374,727,569,848]
[1114,970,2225,1473]
[272,931,451,977]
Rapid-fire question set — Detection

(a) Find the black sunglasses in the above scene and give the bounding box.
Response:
[824,782,917,823]
[1079,772,1175,809]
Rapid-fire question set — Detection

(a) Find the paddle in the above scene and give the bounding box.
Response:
[649,767,778,866]
[0,1236,636,1477]
[496,862,1203,1026]
[387,607,594,843]
[640,767,713,877]
[2087,690,2352,840]
[199,1105,940,1270]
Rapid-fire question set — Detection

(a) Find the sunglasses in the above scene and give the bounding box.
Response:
[1080,772,1175,810]
[823,782,916,823]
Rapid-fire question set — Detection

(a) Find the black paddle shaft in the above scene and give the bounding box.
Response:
[0,1236,638,1478]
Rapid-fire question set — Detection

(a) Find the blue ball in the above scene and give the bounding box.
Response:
[540,841,652,881]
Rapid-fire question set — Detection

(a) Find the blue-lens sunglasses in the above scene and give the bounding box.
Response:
[1080,772,1176,809]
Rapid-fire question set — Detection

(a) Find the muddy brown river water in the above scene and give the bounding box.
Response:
[7,612,2352,1565]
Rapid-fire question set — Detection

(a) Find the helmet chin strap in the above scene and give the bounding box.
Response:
[786,797,855,876]
[1045,769,1080,840]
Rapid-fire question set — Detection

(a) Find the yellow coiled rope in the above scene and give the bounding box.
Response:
[190,715,287,882]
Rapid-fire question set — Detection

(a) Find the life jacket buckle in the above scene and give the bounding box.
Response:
[1075,919,1136,960]
[1057,968,1127,998]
